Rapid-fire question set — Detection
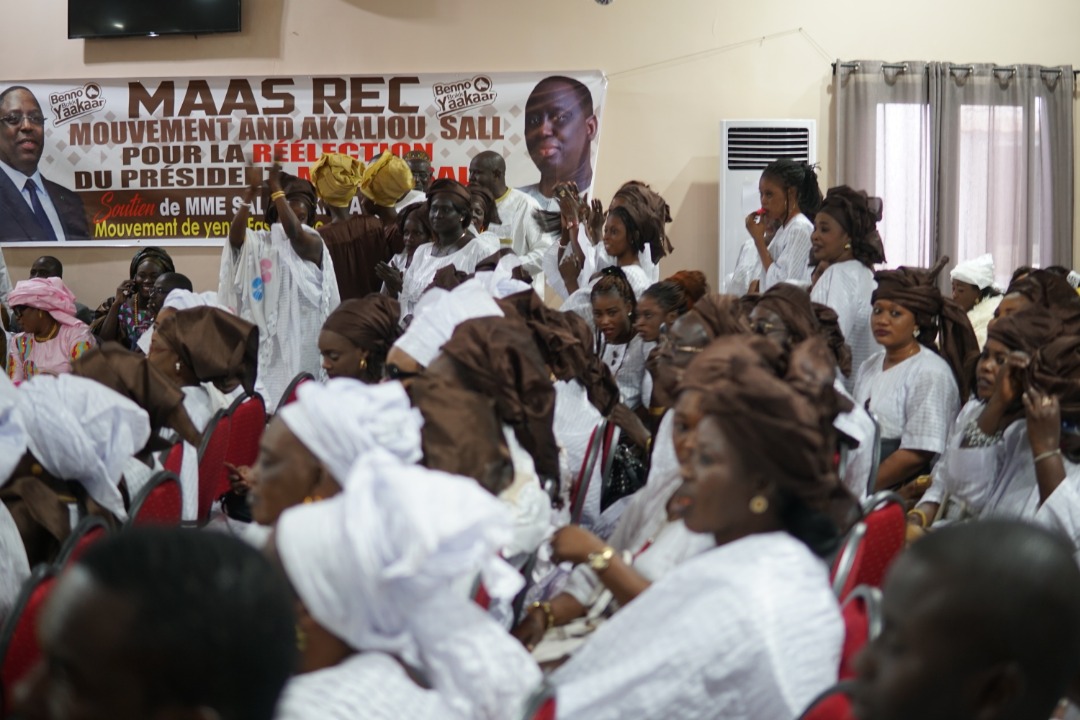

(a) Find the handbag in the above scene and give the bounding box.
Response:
[600,426,649,512]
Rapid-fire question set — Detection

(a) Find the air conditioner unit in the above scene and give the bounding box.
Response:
[718,120,816,292]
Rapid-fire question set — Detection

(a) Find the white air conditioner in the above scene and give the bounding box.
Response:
[718,120,816,291]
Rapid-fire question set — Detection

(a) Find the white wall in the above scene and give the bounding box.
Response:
[7,0,1080,303]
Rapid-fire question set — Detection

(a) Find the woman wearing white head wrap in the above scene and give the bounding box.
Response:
[0,373,30,621]
[950,254,1003,349]
[246,379,422,526]
[272,451,540,720]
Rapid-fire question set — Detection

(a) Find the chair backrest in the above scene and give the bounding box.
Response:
[0,565,58,711]
[126,471,183,527]
[162,441,184,475]
[796,681,856,720]
[830,522,868,601]
[865,414,882,495]
[55,515,110,569]
[196,410,232,524]
[277,372,314,411]
[856,492,907,590]
[569,420,607,525]
[839,585,883,680]
[518,680,557,720]
[224,394,266,469]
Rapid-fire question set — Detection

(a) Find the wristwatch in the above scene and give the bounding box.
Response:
[587,546,616,573]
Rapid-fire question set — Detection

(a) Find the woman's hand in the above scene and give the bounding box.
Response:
[225,462,255,495]
[511,606,548,650]
[550,525,607,565]
[609,403,651,450]
[375,262,403,295]
[585,197,606,246]
[992,351,1029,410]
[1023,387,1061,456]
[558,245,582,290]
[745,211,770,246]
[267,162,283,194]
[244,165,263,195]
[114,279,137,305]
[555,181,581,235]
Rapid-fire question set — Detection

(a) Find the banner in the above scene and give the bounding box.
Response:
[0,71,606,246]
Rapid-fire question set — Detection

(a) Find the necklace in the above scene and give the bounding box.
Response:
[34,322,60,342]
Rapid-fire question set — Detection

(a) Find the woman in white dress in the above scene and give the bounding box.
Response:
[854,257,979,493]
[809,186,886,390]
[550,335,854,720]
[743,159,822,292]
[272,451,539,720]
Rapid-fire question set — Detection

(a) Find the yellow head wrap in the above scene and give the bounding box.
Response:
[310,153,365,208]
[359,151,415,208]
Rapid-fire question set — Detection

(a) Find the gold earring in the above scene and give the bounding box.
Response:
[359,358,368,371]
[844,243,851,249]
[295,624,307,651]
[749,495,769,514]
[302,495,323,504]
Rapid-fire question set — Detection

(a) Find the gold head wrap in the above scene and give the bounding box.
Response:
[359,152,415,208]
[310,153,364,208]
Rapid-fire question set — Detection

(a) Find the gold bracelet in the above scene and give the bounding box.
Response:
[649,405,667,417]
[907,508,930,528]
[531,601,555,631]
[1034,449,1062,464]
[270,190,286,201]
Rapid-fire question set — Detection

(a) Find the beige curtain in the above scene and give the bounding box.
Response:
[834,60,1073,288]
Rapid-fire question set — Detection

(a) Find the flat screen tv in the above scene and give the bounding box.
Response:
[69,0,241,39]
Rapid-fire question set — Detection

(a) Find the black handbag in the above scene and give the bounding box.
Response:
[600,427,649,512]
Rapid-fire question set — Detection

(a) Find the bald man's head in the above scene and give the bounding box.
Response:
[468,151,507,196]
[853,521,1080,720]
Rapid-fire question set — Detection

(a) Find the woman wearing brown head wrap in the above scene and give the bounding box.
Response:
[635,271,708,345]
[397,179,500,319]
[747,284,852,377]
[468,184,503,234]
[810,186,885,390]
[150,307,259,399]
[854,257,974,491]
[549,335,852,720]
[996,268,1080,322]
[907,307,1065,530]
[318,295,402,383]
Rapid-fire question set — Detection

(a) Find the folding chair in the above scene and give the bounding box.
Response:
[0,565,58,711]
[224,393,266,468]
[277,372,314,411]
[796,681,856,720]
[195,410,232,525]
[55,515,110,568]
[838,584,883,680]
[125,471,182,526]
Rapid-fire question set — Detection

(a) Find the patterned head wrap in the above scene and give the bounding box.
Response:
[310,153,365,208]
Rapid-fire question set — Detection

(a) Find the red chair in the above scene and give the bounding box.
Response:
[838,585,883,680]
[518,680,556,720]
[125,471,182,526]
[162,441,184,475]
[277,372,314,411]
[797,681,856,720]
[55,516,110,569]
[224,394,266,469]
[195,410,232,525]
[831,492,906,601]
[0,565,58,712]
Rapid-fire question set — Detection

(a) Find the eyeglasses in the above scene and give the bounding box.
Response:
[752,320,779,335]
[384,364,421,381]
[1,114,45,128]
[10,305,28,318]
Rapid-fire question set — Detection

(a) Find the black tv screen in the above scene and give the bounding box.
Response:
[69,0,241,39]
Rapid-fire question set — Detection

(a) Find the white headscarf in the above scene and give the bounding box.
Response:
[15,375,150,519]
[277,379,423,484]
[0,373,27,486]
[474,254,533,299]
[162,289,230,312]
[276,451,539,720]
[950,254,996,290]
[392,279,504,367]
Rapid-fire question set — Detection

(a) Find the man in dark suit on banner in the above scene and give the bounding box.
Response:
[0,85,89,242]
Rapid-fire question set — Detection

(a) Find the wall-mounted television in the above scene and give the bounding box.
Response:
[69,0,241,39]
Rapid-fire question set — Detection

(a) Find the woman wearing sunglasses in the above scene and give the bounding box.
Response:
[6,276,94,382]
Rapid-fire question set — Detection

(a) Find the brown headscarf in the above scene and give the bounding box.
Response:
[872,256,979,400]
[438,316,559,479]
[817,186,886,266]
[72,342,192,450]
[498,289,619,415]
[1026,334,1080,462]
[1006,269,1078,310]
[154,307,259,396]
[686,293,751,339]
[263,172,318,226]
[812,303,854,378]
[469,185,503,228]
[613,181,674,260]
[426,178,472,211]
[754,284,818,344]
[428,264,471,292]
[321,295,402,378]
[406,374,513,495]
[683,336,855,552]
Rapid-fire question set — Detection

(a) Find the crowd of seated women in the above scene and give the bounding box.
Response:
[3,150,1080,720]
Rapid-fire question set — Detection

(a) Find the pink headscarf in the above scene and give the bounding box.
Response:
[8,277,81,326]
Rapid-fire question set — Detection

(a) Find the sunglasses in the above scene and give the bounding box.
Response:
[384,363,421,381]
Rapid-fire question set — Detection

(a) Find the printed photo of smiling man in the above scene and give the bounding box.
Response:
[0,85,89,242]
[518,75,599,211]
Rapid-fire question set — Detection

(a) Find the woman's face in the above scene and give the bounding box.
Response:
[679,415,756,540]
[403,212,430,254]
[749,305,791,348]
[470,197,487,233]
[634,295,675,343]
[146,331,195,387]
[950,280,981,313]
[975,338,1009,401]
[133,259,163,302]
[993,292,1032,321]
[672,389,706,471]
[318,329,369,382]
[13,306,49,336]
[429,196,468,236]
[871,299,918,351]
[289,199,309,225]
[592,291,633,345]
[602,214,631,259]
[758,176,790,225]
[811,212,852,265]
[250,417,329,526]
